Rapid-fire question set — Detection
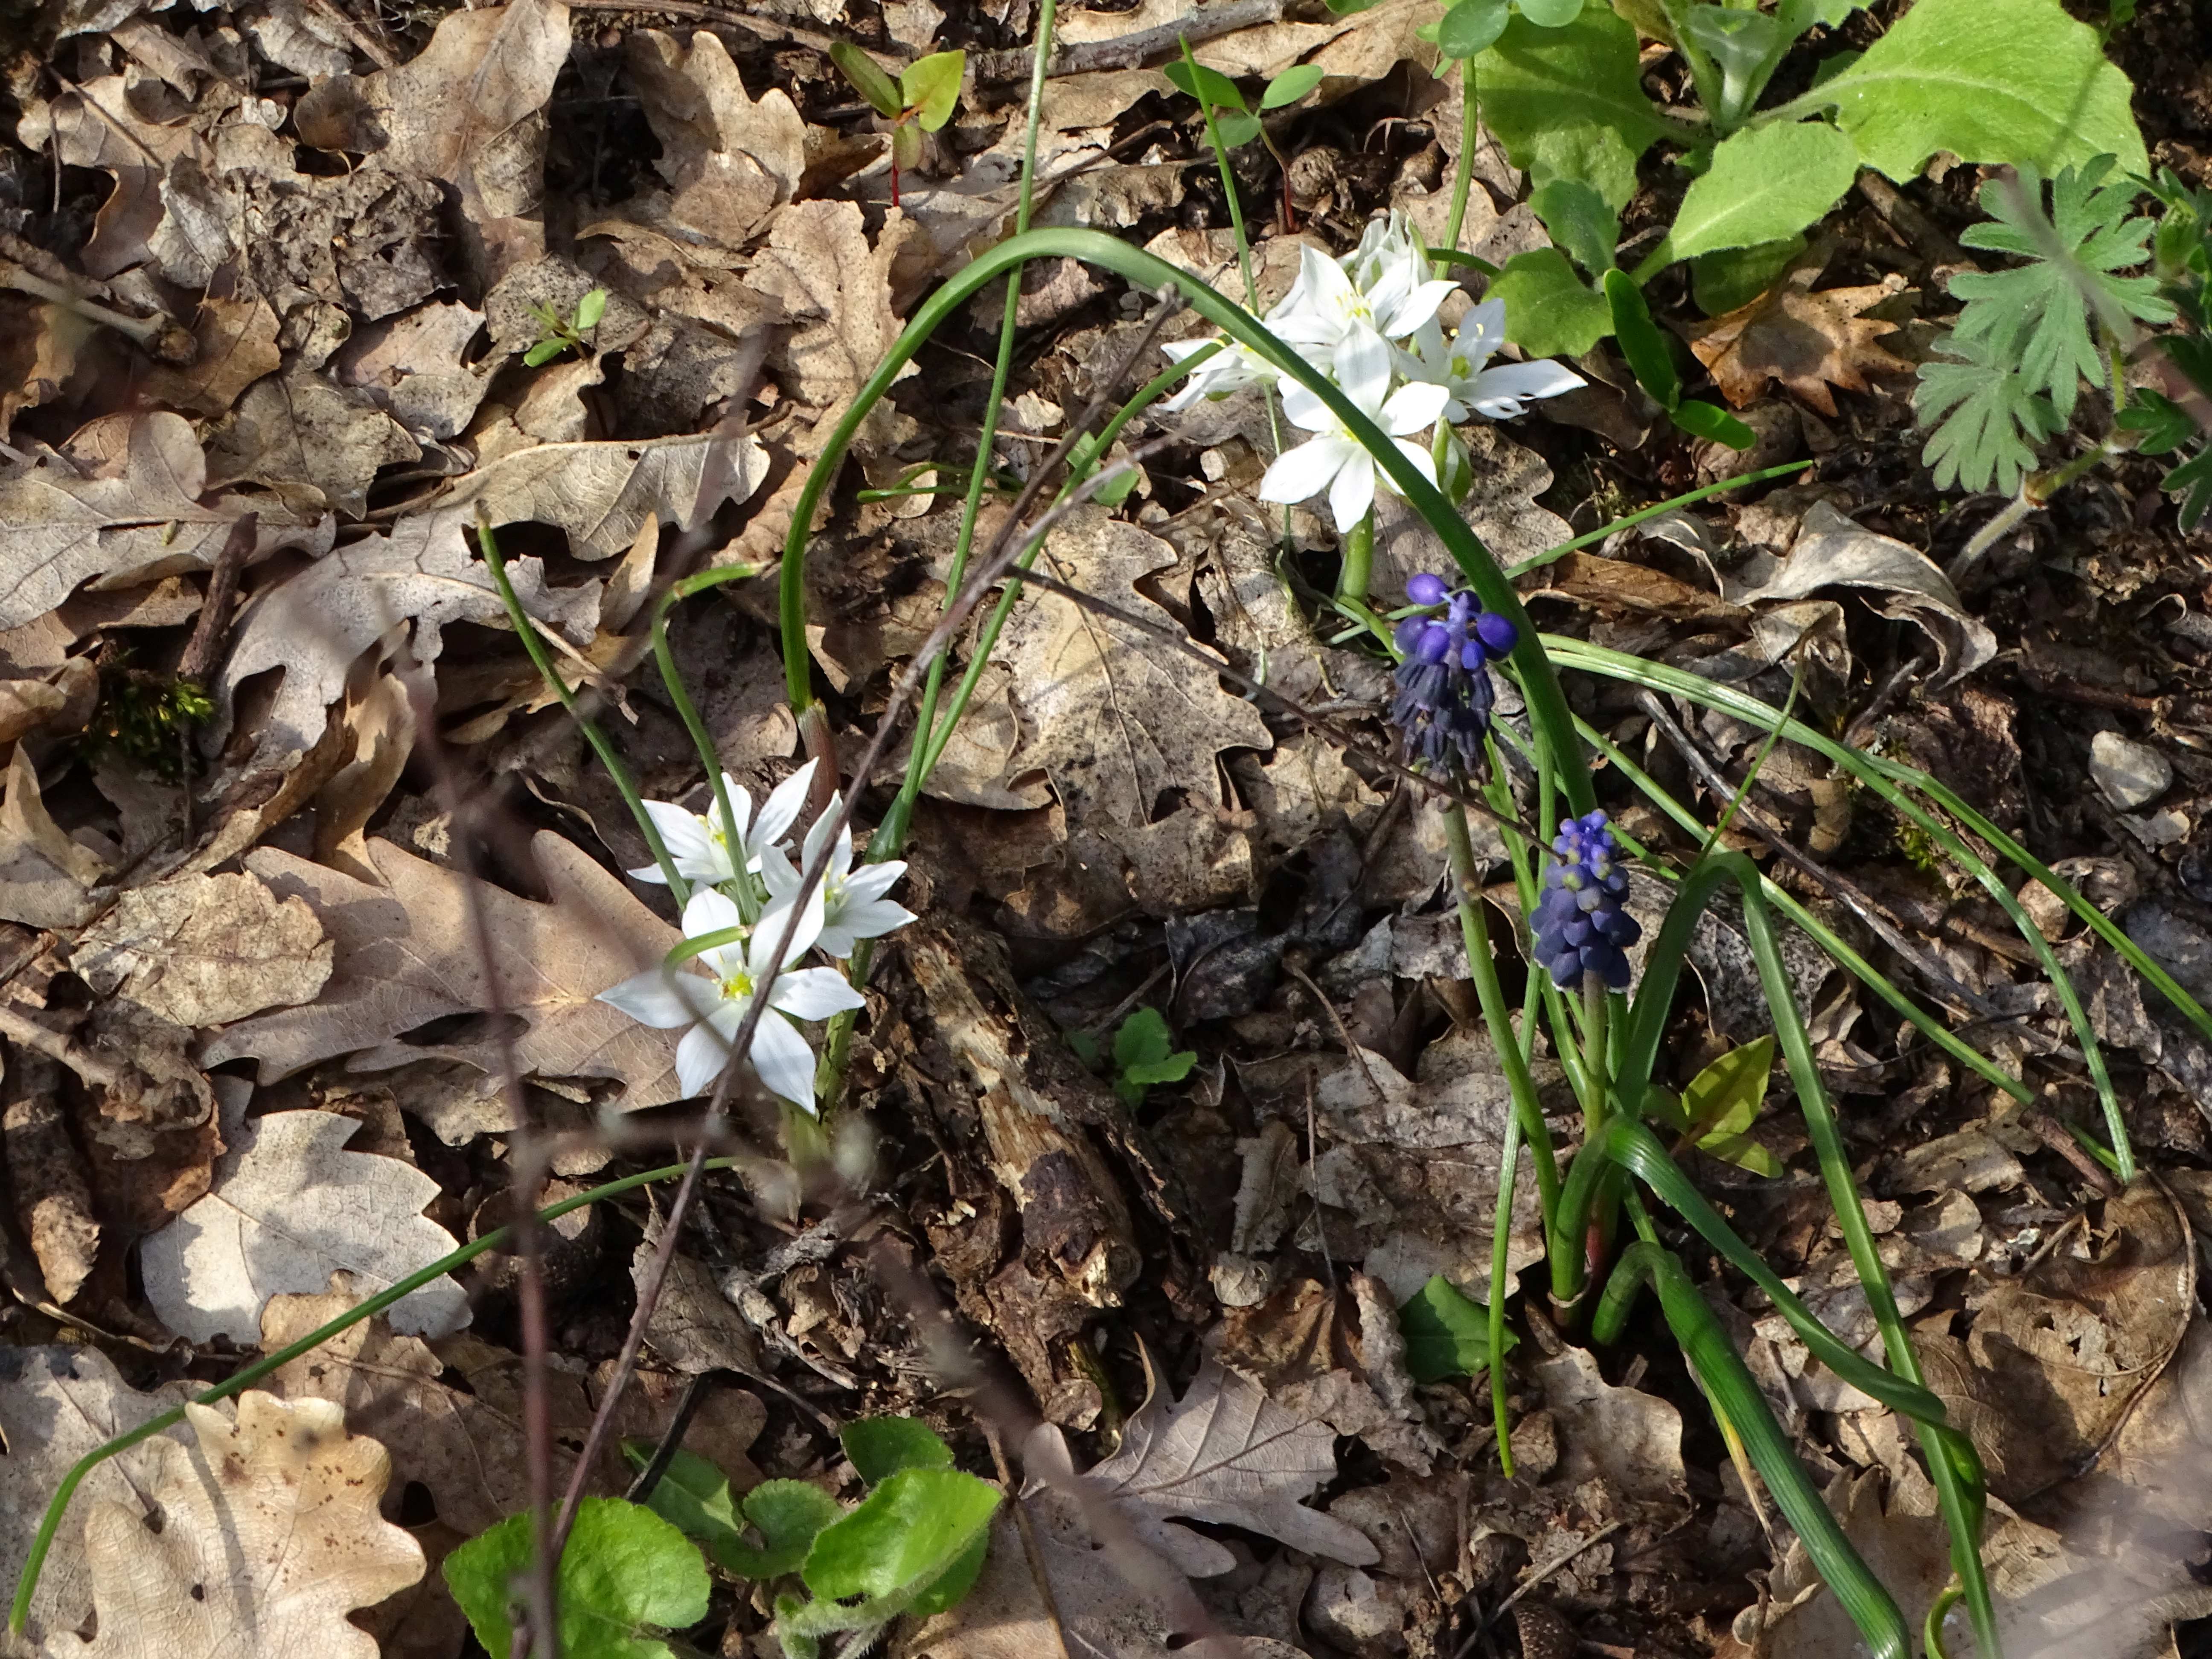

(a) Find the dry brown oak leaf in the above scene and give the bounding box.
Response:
[72,869,333,1028]
[77,1391,424,1659]
[1683,265,1910,415]
[201,832,684,1107]
[1030,1348,1380,1578]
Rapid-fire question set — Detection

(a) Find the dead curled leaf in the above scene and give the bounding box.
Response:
[623,29,807,249]
[202,831,684,1108]
[78,1392,423,1659]
[71,870,333,1028]
[1683,257,1911,415]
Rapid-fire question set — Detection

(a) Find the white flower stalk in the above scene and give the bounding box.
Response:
[1258,325,1448,527]
[761,793,917,959]
[627,760,818,888]
[597,885,865,1108]
[1400,302,1586,421]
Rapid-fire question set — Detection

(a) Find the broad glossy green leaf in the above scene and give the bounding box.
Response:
[1164,58,1249,115]
[800,1468,1001,1605]
[1399,1273,1518,1381]
[1472,9,1670,210]
[1491,248,1612,356]
[1604,268,1679,408]
[1671,399,1756,448]
[1529,178,1618,275]
[621,1444,742,1545]
[1516,0,1584,23]
[841,1417,952,1486]
[1669,121,1857,261]
[1437,0,1510,59]
[716,1480,843,1580]
[829,41,902,117]
[900,50,966,131]
[1261,64,1325,108]
[445,1498,710,1659]
[1811,0,2147,181]
[1677,1035,1781,1172]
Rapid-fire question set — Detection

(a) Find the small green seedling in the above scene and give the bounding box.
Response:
[621,1416,999,1659]
[829,44,967,207]
[445,1496,710,1659]
[1164,56,1324,227]
[1644,1035,1782,1176]
[523,287,607,367]
[1098,1006,1196,1105]
[1420,0,1585,60]
[1398,1272,1519,1381]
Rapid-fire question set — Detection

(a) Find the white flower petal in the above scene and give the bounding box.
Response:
[597,967,706,1029]
[747,1009,821,1108]
[837,898,918,942]
[1379,277,1460,339]
[751,888,825,976]
[759,843,801,903]
[1461,298,1508,350]
[1380,378,1450,435]
[1389,437,1439,493]
[1328,449,1377,529]
[1279,381,1335,434]
[676,1016,733,1097]
[1333,326,1393,415]
[1468,358,1587,418]
[640,800,716,880]
[751,761,817,856]
[682,886,743,940]
[771,966,869,1020]
[1258,434,1354,505]
[839,861,907,905]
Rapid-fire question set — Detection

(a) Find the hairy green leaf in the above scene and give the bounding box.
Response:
[1669,122,1857,261]
[1915,331,2064,495]
[900,50,966,131]
[800,1468,1001,1605]
[1400,1273,1517,1380]
[1472,8,1670,210]
[1529,178,1618,276]
[445,1498,710,1659]
[841,1417,953,1486]
[1947,157,2172,420]
[1810,0,2147,182]
[622,1445,742,1543]
[829,41,902,117]
[718,1481,843,1580]
[1492,248,1612,356]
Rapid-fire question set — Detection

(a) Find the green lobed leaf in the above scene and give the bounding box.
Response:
[1914,332,2064,495]
[1809,0,2147,183]
[1437,0,1510,58]
[1528,178,1618,276]
[1164,58,1249,115]
[841,1417,953,1486]
[1946,157,2172,421]
[1472,8,1670,210]
[829,41,902,117]
[900,50,966,131]
[800,1468,1002,1606]
[1605,268,1680,408]
[2117,388,2199,454]
[716,1480,843,1580]
[1400,1273,1518,1381]
[1261,64,1326,108]
[1490,247,1613,356]
[1668,121,1857,262]
[621,1445,742,1545]
[2162,447,2212,533]
[445,1497,710,1659]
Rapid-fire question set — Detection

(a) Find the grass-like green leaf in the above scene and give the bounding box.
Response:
[900,49,966,131]
[445,1498,710,1659]
[1490,248,1613,356]
[1670,399,1755,448]
[1806,0,2147,181]
[1471,7,1670,210]
[1605,268,1679,408]
[1915,330,2064,494]
[1400,1274,1517,1381]
[1668,121,1857,261]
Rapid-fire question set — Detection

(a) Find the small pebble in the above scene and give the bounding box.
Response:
[2090,731,2171,811]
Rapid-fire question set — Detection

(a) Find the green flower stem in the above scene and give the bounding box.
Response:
[1336,507,1376,605]
[1179,36,1284,463]
[649,583,745,919]
[8,1157,741,1638]
[478,514,689,905]
[776,227,1602,816]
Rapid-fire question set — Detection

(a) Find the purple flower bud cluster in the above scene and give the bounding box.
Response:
[1532,811,1641,990]
[1387,573,1518,776]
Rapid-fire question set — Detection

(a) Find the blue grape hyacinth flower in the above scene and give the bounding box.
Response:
[1387,573,1517,776]
[1532,811,1642,990]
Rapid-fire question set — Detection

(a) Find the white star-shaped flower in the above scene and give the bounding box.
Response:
[1257,325,1447,528]
[1399,302,1586,422]
[760,793,918,959]
[626,760,817,888]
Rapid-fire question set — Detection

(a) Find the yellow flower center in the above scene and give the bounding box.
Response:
[719,967,754,1001]
[1449,355,1471,378]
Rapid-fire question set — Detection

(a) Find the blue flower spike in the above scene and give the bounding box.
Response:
[1532,810,1642,991]
[1386,573,1517,777]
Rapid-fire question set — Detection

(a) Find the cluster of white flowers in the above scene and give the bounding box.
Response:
[596,760,916,1111]
[1164,213,1586,527]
